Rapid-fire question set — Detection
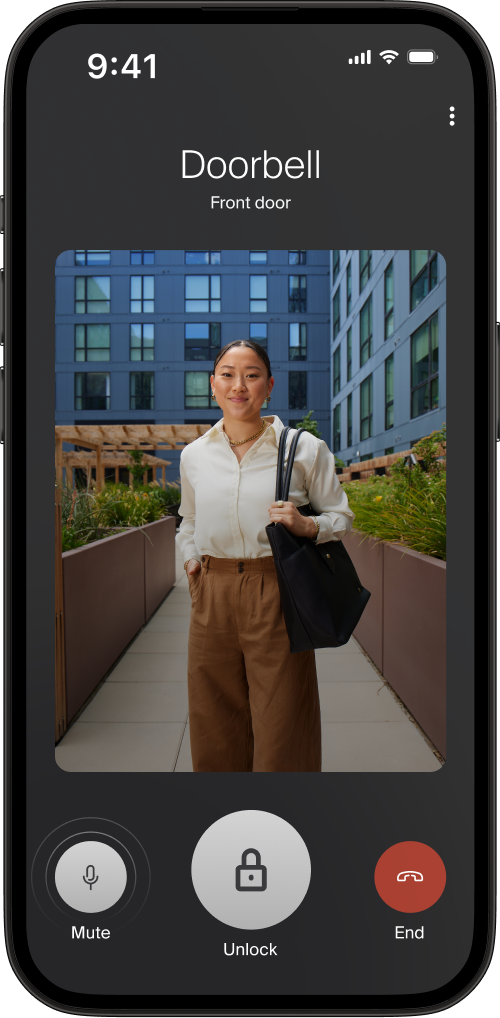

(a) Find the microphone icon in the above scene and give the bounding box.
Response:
[83,864,99,890]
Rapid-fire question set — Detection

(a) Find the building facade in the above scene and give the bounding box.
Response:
[330,250,446,463]
[55,249,331,482]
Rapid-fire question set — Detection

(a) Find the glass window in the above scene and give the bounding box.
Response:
[130,324,155,361]
[75,276,110,313]
[385,353,394,429]
[250,251,267,263]
[130,372,154,410]
[333,288,341,338]
[131,250,155,265]
[359,250,372,291]
[333,345,341,395]
[385,260,394,338]
[249,323,268,350]
[289,275,307,313]
[184,323,221,361]
[347,326,352,381]
[385,446,394,455]
[347,393,352,446]
[289,250,306,264]
[130,275,155,313]
[289,323,307,360]
[185,370,212,408]
[250,275,267,312]
[346,260,352,315]
[185,251,221,265]
[360,374,373,440]
[289,371,307,410]
[75,250,110,266]
[332,250,340,282]
[185,275,221,312]
[75,324,110,362]
[75,372,110,410]
[411,312,439,418]
[410,250,438,310]
[333,404,341,453]
[360,294,373,365]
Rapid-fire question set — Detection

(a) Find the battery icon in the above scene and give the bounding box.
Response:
[407,50,437,64]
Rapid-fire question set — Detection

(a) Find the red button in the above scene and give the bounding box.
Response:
[374,841,446,913]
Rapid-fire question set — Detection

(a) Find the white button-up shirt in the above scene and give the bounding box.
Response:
[176,415,355,563]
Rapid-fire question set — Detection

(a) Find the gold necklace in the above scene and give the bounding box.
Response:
[223,419,268,446]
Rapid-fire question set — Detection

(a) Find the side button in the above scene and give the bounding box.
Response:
[0,268,4,345]
[497,323,500,442]
[0,367,3,444]
[0,195,4,233]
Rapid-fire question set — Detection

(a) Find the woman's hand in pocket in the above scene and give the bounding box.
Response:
[186,558,201,577]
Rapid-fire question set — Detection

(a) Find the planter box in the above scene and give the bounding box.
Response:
[62,516,175,724]
[344,531,384,672]
[343,530,446,758]
[383,542,446,758]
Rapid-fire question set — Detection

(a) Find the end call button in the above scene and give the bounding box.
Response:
[374,841,446,913]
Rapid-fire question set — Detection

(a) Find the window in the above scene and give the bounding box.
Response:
[289,275,307,312]
[75,324,110,362]
[185,275,221,312]
[333,288,341,338]
[131,250,155,265]
[250,251,267,263]
[75,372,110,410]
[385,446,394,455]
[347,327,352,381]
[385,260,394,338]
[289,371,307,410]
[130,324,155,361]
[360,452,373,462]
[359,250,372,291]
[250,275,267,312]
[75,250,110,266]
[410,250,438,310]
[289,323,307,360]
[333,404,341,453]
[333,345,341,395]
[332,250,340,282]
[130,372,154,410]
[75,276,110,313]
[250,323,268,350]
[289,250,306,264]
[185,371,211,408]
[360,294,373,365]
[185,251,221,265]
[347,393,352,446]
[360,374,373,440]
[411,312,439,418]
[184,323,221,361]
[130,275,155,312]
[346,260,352,315]
[385,353,394,429]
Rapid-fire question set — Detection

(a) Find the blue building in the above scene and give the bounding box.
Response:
[55,249,331,482]
[330,250,446,464]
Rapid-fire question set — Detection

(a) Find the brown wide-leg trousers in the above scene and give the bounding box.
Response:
[187,555,321,772]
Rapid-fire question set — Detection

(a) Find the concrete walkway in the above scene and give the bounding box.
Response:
[56,548,442,773]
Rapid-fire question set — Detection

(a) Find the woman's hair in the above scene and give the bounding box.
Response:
[213,340,272,380]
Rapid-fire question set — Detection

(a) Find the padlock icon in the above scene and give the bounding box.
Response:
[235,848,267,892]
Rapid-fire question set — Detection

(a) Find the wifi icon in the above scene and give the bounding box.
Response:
[380,50,399,64]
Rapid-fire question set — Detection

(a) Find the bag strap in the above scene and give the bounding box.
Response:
[282,428,306,501]
[275,426,290,501]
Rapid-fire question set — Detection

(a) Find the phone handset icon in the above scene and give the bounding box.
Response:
[396,870,424,882]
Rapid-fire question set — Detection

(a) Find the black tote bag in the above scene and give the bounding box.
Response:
[265,427,371,653]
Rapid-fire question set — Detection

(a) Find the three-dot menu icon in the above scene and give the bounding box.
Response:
[449,107,456,126]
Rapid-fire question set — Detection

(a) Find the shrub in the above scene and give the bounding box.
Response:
[59,483,173,549]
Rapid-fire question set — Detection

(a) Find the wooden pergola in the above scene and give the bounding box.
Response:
[55,423,211,491]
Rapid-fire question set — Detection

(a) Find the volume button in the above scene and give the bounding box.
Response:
[0,367,4,444]
[0,269,3,346]
[497,323,500,442]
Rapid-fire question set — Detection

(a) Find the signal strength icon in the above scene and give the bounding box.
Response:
[348,50,371,65]
[379,50,399,64]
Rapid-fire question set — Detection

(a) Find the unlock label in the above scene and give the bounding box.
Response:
[236,848,267,892]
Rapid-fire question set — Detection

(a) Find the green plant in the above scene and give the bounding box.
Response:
[293,410,321,439]
[58,482,173,550]
[128,449,150,488]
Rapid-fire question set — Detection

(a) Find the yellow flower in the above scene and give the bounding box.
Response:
[375,495,383,502]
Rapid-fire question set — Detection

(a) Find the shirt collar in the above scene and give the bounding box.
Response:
[203,415,285,444]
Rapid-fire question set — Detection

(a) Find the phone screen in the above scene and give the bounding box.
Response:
[4,2,495,1013]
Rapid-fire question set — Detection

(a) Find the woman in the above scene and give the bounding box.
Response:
[176,340,354,772]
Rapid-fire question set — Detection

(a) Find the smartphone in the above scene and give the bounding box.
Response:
[3,1,496,1014]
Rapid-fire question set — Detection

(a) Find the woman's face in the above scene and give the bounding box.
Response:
[211,346,274,421]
